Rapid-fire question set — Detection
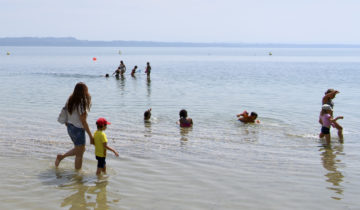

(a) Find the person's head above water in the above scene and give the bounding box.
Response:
[250,112,258,119]
[179,109,188,118]
[144,108,152,120]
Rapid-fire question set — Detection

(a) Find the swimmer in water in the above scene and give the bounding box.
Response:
[237,111,259,123]
[177,109,193,127]
[144,108,152,121]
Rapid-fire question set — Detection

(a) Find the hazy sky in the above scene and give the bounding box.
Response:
[1,0,359,44]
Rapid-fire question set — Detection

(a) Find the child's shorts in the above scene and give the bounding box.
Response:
[96,156,106,168]
[321,126,330,134]
[67,123,85,146]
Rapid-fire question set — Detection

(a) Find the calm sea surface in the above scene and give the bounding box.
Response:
[0,47,359,209]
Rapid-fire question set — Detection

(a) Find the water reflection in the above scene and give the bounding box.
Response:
[146,77,151,97]
[180,127,192,145]
[116,75,126,92]
[144,121,152,137]
[235,123,259,144]
[319,145,344,200]
[41,169,115,210]
[60,176,110,209]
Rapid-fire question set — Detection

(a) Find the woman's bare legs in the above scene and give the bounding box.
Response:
[55,145,85,170]
[74,146,85,169]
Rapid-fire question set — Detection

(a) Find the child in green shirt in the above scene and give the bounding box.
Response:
[93,118,119,175]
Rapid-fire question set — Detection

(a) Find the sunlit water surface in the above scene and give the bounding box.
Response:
[0,47,359,209]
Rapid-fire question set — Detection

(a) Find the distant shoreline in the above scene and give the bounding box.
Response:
[0,37,360,48]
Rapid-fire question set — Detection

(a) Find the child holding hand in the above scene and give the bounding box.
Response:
[93,118,119,175]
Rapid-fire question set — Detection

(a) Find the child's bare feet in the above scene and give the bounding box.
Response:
[55,154,63,167]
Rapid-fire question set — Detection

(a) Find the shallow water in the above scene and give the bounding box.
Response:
[0,47,360,209]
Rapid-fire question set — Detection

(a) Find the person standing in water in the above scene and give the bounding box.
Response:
[93,117,119,175]
[131,65,138,77]
[145,62,151,77]
[321,89,343,141]
[112,67,121,77]
[319,104,343,144]
[55,82,94,170]
[119,60,126,75]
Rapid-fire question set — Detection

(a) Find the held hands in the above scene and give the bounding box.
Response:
[113,151,119,157]
[90,136,95,145]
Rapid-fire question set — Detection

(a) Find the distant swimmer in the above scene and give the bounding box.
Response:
[131,65,138,77]
[105,74,109,78]
[177,109,193,127]
[237,110,259,123]
[145,62,151,77]
[144,108,152,122]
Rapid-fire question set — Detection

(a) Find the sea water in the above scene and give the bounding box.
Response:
[0,46,359,209]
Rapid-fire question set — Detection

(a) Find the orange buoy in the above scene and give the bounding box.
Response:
[93,57,97,61]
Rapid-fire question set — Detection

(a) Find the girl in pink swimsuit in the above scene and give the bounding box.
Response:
[319,104,343,144]
[178,109,193,127]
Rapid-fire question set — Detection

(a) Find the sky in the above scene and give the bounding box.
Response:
[1,0,359,44]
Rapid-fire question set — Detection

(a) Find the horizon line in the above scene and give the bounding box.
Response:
[1,36,360,47]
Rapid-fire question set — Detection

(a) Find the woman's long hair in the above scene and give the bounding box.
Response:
[67,82,91,115]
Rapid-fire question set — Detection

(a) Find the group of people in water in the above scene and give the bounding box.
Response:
[105,60,152,78]
[54,82,195,175]
[54,74,343,175]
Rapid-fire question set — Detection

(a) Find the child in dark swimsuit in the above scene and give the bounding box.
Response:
[145,62,151,77]
[112,67,121,77]
[131,65,138,77]
[178,109,193,127]
[144,108,152,121]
